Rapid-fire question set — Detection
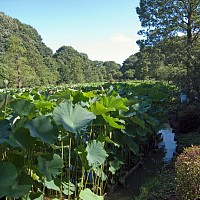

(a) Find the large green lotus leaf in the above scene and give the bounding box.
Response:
[25,116,58,144]
[0,162,18,198]
[38,154,64,181]
[7,128,35,149]
[102,114,125,129]
[79,188,103,200]
[101,96,128,111]
[53,101,96,136]
[0,94,13,111]
[132,102,151,114]
[11,99,35,116]
[0,120,12,144]
[90,101,114,115]
[7,171,33,198]
[86,140,106,167]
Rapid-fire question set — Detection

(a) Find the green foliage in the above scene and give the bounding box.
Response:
[175,146,200,200]
[86,140,107,167]
[0,13,123,88]
[136,0,200,46]
[0,81,176,199]
[53,101,96,137]
[38,154,64,181]
[79,188,104,200]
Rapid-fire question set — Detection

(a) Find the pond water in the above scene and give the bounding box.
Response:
[106,125,177,200]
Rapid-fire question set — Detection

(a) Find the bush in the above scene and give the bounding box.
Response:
[175,146,200,200]
[178,106,200,133]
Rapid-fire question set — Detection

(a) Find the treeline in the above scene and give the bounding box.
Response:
[0,12,122,88]
[0,10,199,93]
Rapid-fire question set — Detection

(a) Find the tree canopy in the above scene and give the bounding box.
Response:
[0,12,123,88]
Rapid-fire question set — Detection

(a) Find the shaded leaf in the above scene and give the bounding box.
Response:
[25,116,58,144]
[38,154,64,181]
[11,99,34,116]
[7,128,35,149]
[0,120,12,144]
[0,161,18,198]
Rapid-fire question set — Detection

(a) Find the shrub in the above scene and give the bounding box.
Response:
[178,107,200,133]
[175,146,200,200]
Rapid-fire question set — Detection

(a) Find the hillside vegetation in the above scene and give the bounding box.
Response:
[0,12,122,87]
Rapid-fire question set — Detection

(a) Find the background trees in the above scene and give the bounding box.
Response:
[0,12,124,87]
[136,0,200,97]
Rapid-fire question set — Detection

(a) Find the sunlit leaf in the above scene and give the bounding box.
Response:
[86,140,106,167]
[102,114,125,129]
[101,96,128,111]
[53,101,96,136]
[90,101,114,115]
[45,178,61,191]
[79,188,103,200]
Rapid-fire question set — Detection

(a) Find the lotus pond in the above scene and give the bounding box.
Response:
[0,81,177,199]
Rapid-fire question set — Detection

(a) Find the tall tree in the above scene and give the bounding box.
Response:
[136,0,200,47]
[137,0,200,96]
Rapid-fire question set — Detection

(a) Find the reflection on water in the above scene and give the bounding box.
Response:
[106,125,177,200]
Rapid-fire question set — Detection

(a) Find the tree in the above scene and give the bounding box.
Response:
[136,0,200,47]
[124,69,135,80]
[137,0,200,96]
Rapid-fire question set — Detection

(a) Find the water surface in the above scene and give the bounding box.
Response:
[106,126,177,200]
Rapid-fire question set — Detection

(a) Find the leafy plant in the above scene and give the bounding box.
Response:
[175,146,200,200]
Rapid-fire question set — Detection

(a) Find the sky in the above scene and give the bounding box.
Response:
[0,0,142,64]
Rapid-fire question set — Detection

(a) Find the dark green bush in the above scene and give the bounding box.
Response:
[178,106,200,133]
[175,146,200,200]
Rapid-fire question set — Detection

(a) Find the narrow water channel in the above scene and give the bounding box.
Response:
[106,124,177,200]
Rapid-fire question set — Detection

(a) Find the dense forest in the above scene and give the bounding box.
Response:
[0,2,200,96]
[0,12,122,87]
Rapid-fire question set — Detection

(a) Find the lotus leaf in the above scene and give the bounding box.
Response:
[0,120,12,144]
[38,154,64,181]
[79,188,103,200]
[25,116,58,144]
[53,101,96,136]
[86,140,106,167]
